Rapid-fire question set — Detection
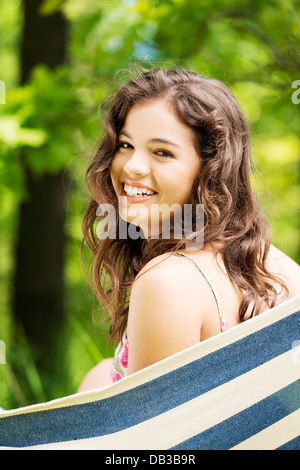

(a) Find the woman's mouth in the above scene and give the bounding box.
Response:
[121,182,157,202]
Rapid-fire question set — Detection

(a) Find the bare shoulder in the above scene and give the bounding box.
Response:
[132,252,208,310]
[127,253,208,374]
[136,252,194,282]
[267,244,300,298]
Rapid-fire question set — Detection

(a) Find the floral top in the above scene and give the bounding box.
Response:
[110,252,228,383]
[110,332,129,382]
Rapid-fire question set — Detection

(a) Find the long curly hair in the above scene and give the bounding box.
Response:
[82,66,287,344]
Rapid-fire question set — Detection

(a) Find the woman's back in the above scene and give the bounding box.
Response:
[173,244,300,339]
[125,244,300,375]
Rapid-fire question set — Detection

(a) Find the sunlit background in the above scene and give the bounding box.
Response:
[0,0,299,409]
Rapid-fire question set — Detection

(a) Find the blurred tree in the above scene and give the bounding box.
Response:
[12,0,68,388]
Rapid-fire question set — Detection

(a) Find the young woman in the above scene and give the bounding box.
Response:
[78,67,300,392]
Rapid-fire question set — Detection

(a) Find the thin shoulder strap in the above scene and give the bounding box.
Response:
[172,252,227,332]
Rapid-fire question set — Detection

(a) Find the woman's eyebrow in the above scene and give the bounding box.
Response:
[149,137,182,148]
[119,130,131,139]
[119,131,182,148]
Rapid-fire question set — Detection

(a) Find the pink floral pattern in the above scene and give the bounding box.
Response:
[120,339,128,368]
[110,332,129,382]
[111,370,122,382]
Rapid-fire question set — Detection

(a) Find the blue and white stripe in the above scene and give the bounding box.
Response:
[0,295,299,450]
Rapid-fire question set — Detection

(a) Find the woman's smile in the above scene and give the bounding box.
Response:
[121,180,158,203]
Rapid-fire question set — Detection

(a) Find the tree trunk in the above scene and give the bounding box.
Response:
[13,0,68,397]
[20,0,67,86]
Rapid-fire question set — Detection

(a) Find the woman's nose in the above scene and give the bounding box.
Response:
[123,151,150,178]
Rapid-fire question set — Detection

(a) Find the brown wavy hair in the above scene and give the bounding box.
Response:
[82,66,287,344]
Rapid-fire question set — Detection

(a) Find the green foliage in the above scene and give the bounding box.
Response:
[0,65,86,181]
[0,0,299,408]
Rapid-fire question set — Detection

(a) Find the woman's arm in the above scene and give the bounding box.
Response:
[77,357,113,393]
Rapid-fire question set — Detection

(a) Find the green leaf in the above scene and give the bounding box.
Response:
[0,116,48,147]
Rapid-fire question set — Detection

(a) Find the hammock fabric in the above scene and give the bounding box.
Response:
[0,295,299,450]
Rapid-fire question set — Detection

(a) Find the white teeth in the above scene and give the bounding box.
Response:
[123,183,155,197]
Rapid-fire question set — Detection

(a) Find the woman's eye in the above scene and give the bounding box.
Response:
[155,149,174,158]
[117,142,133,150]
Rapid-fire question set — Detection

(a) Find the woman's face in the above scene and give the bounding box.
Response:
[110,98,200,237]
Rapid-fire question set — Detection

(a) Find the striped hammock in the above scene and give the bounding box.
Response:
[1,295,299,450]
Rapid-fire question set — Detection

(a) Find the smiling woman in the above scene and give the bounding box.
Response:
[110,99,200,236]
[78,66,300,392]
